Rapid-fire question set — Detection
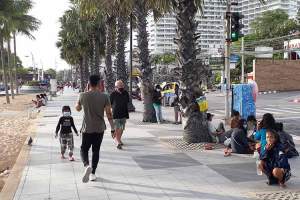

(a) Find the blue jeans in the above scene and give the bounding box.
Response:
[153,103,163,123]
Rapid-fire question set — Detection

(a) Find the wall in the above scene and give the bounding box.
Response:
[254,59,300,92]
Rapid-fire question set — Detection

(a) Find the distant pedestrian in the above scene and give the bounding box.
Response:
[153,85,163,124]
[110,80,129,150]
[172,84,182,125]
[76,75,115,183]
[55,106,78,161]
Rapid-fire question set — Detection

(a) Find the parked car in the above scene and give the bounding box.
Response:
[0,84,10,92]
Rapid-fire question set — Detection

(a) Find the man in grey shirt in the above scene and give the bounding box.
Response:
[76,75,114,183]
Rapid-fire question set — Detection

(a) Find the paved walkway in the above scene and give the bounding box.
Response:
[11,89,300,200]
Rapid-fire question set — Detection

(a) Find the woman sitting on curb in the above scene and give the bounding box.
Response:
[259,129,291,187]
[254,113,277,155]
[224,119,254,156]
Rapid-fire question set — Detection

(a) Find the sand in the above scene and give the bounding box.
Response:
[0,94,36,191]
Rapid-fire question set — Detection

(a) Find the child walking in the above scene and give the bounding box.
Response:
[55,106,78,161]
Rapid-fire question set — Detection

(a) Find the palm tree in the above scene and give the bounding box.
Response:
[130,0,162,121]
[57,2,106,91]
[152,0,265,143]
[11,0,40,95]
[78,0,136,112]
[0,0,39,99]
[57,7,89,90]
[0,0,13,103]
[78,0,118,93]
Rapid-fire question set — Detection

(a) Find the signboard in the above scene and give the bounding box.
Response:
[230,54,240,63]
[230,63,237,69]
[209,57,224,65]
[284,39,300,59]
[255,46,273,58]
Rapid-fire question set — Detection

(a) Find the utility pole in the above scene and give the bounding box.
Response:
[241,37,245,83]
[225,0,231,121]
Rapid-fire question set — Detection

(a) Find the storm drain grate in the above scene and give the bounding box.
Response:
[159,136,224,151]
[254,191,300,200]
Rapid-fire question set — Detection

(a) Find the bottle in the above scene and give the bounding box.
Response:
[256,159,263,176]
[254,150,263,176]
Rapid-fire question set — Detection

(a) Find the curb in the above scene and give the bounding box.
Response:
[259,91,278,95]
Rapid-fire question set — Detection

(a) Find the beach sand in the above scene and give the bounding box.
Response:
[0,94,36,191]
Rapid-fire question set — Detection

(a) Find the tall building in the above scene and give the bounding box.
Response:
[238,0,299,34]
[148,1,227,57]
[146,0,300,57]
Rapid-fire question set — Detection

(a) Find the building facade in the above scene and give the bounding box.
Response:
[238,0,299,34]
[148,1,227,57]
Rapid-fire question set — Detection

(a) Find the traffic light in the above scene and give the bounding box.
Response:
[231,12,244,42]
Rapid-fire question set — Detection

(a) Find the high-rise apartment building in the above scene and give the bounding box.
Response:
[148,1,226,56]
[237,0,298,34]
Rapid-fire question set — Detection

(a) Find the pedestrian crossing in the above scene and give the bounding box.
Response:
[210,105,300,119]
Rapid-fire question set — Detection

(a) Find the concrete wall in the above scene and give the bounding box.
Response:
[254,59,300,92]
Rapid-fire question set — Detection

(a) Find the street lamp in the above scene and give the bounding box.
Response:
[25,53,37,81]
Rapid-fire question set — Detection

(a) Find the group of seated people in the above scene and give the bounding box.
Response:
[207,111,299,187]
[32,93,48,108]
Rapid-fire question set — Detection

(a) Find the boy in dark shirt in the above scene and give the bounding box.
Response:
[55,106,78,161]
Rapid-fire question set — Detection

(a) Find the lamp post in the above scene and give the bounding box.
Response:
[25,53,37,81]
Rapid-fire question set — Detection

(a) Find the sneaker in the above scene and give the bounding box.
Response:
[61,155,66,159]
[90,174,97,181]
[117,144,122,150]
[69,156,75,161]
[82,166,92,183]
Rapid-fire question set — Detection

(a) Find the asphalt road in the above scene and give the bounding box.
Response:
[206,91,300,136]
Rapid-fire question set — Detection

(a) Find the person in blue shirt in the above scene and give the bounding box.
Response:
[259,129,291,187]
[254,113,276,155]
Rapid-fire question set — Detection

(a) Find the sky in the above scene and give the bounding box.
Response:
[17,0,71,71]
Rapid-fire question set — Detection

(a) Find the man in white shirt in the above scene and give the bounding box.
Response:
[207,113,225,143]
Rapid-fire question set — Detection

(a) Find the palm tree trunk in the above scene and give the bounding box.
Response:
[173,0,211,143]
[134,0,156,122]
[105,16,116,94]
[90,33,100,75]
[94,33,100,76]
[116,17,128,84]
[79,59,85,92]
[83,55,90,86]
[7,38,15,99]
[13,33,19,95]
[0,37,10,104]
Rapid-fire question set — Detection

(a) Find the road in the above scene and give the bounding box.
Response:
[206,91,300,137]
